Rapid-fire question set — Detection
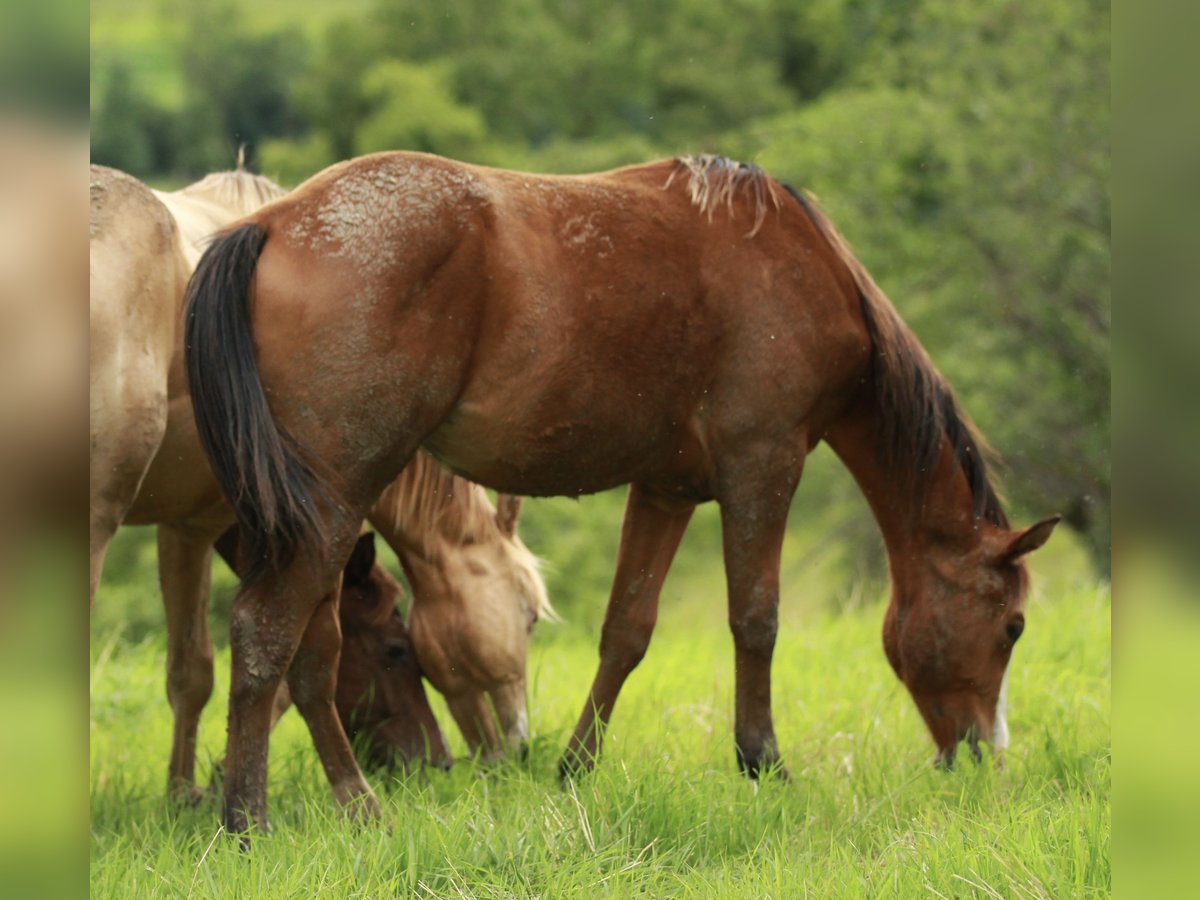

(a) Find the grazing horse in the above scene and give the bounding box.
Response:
[367,468,553,758]
[91,165,549,803]
[184,151,1059,832]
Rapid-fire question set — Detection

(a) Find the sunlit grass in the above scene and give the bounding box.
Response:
[91,573,1109,897]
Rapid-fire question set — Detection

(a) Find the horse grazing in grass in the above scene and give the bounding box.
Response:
[91,165,550,804]
[184,151,1059,832]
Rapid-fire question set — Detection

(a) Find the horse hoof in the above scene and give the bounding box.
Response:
[167,776,207,808]
[735,747,790,782]
[168,784,206,808]
[557,752,593,785]
[343,792,383,825]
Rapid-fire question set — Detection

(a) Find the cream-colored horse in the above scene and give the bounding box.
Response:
[90,164,552,802]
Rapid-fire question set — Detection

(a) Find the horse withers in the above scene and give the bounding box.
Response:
[184,151,1058,832]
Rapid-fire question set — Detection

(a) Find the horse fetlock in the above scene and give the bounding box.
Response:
[557,746,596,784]
[333,781,381,822]
[166,657,214,710]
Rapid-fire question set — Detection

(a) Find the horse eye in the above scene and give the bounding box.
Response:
[384,643,409,662]
[1004,615,1025,645]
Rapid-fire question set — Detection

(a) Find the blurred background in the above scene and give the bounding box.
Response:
[91,0,1110,635]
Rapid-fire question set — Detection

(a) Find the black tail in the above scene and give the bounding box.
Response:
[184,223,329,583]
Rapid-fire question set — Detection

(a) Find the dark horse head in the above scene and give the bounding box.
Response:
[335,532,452,770]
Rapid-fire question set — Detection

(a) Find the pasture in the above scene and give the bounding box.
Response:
[91,509,1109,897]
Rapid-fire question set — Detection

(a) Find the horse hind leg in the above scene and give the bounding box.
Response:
[158,524,216,804]
[221,549,347,834]
[286,586,380,820]
[559,485,694,780]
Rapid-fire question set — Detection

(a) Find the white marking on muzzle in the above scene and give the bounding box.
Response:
[992,665,1010,750]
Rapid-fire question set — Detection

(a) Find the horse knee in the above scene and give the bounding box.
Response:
[729,594,779,658]
[599,620,654,673]
[167,648,214,712]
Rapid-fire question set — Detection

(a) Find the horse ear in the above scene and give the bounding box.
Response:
[496,494,522,536]
[345,532,376,584]
[997,516,1061,564]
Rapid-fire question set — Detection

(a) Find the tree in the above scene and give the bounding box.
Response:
[746,0,1110,574]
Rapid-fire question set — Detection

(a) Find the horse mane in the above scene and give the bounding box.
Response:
[786,186,1008,528]
[178,165,287,220]
[666,154,782,237]
[376,453,557,622]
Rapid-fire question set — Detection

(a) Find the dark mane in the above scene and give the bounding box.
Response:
[785,185,1008,528]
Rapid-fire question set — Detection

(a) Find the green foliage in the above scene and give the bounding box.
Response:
[91,0,1110,573]
[356,60,487,157]
[90,63,177,174]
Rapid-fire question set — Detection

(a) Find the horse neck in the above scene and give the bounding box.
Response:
[369,454,496,565]
[825,397,984,595]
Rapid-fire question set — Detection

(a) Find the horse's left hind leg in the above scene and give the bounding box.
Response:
[222,547,360,835]
[287,588,380,820]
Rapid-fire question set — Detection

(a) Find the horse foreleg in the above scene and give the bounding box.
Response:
[158,524,216,803]
[286,588,381,820]
[559,485,694,780]
[718,463,801,780]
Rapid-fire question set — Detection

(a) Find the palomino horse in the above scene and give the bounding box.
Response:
[91,165,550,802]
[184,152,1059,832]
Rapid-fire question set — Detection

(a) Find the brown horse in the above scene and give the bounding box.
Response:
[184,151,1059,832]
[91,165,549,803]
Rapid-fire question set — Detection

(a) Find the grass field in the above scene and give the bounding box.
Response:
[90,544,1110,897]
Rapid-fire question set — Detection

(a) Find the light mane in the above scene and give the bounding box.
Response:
[375,453,556,622]
[178,167,287,220]
[665,154,782,237]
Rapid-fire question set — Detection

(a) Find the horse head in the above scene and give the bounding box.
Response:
[882,516,1060,766]
[397,491,553,762]
[335,532,452,770]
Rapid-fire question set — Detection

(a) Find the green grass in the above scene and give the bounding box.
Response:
[91,566,1109,897]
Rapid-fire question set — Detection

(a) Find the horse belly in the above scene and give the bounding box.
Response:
[423,385,692,498]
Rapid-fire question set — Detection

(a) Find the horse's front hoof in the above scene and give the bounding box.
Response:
[168,782,206,808]
[735,745,790,782]
[557,749,594,785]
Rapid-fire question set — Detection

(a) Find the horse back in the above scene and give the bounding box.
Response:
[240,153,871,500]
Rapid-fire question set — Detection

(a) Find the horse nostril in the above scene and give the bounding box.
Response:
[1005,615,1025,644]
